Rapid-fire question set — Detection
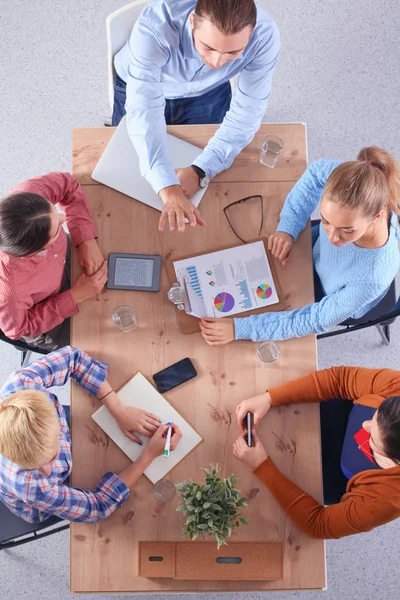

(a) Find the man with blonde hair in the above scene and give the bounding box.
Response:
[0,346,181,523]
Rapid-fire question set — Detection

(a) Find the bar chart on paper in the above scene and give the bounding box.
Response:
[236,279,252,310]
[187,265,203,298]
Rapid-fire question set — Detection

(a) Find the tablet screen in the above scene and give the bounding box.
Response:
[114,257,154,288]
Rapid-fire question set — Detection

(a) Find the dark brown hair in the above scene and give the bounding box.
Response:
[377,396,400,464]
[0,192,52,257]
[322,146,400,218]
[194,0,257,34]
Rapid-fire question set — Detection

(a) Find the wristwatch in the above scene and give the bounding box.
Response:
[191,164,210,188]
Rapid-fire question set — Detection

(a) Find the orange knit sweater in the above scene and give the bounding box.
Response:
[253,366,400,539]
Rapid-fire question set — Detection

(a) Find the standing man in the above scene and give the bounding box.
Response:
[113,0,280,232]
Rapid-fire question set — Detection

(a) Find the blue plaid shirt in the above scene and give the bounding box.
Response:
[0,346,130,523]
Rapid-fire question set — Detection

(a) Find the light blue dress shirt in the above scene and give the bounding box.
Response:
[114,0,280,194]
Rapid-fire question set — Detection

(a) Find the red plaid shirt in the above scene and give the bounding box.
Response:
[0,172,97,339]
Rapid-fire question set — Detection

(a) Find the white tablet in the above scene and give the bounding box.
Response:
[107,253,162,292]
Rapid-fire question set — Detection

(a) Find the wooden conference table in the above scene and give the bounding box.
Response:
[70,123,325,593]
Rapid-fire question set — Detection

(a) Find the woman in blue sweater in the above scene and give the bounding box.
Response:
[200,146,400,344]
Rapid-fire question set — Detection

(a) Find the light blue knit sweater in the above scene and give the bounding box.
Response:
[234,159,400,342]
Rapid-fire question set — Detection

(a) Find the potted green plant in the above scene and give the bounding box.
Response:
[176,464,248,549]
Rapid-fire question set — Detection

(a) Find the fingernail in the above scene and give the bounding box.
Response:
[166,421,171,426]
[159,419,162,423]
[136,441,143,446]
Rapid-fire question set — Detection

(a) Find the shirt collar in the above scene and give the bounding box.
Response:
[181,13,197,60]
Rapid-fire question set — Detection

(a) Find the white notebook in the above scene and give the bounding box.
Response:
[91,373,202,484]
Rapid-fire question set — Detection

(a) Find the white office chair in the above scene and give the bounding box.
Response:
[106,0,149,115]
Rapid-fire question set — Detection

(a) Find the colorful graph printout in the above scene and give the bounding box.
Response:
[173,241,279,318]
[256,284,273,300]
[214,292,235,313]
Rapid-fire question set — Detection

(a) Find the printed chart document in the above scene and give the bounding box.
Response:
[173,241,279,318]
[92,373,202,484]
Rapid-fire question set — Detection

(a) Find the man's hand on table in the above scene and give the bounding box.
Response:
[200,317,235,345]
[268,231,294,266]
[70,261,108,305]
[158,185,205,232]
[233,431,268,470]
[175,166,200,199]
[144,423,183,461]
[78,238,105,275]
[236,392,272,429]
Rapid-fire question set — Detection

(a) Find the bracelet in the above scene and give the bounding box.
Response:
[99,390,114,402]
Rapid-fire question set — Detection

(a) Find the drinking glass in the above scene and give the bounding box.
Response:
[111,305,138,332]
[257,341,280,364]
[152,479,176,503]
[260,135,283,168]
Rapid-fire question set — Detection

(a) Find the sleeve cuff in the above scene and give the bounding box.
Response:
[69,224,98,247]
[192,151,224,180]
[268,386,290,407]
[81,359,109,396]
[96,472,130,506]
[146,166,180,195]
[253,457,277,484]
[56,290,79,319]
[276,223,301,241]
[234,317,252,340]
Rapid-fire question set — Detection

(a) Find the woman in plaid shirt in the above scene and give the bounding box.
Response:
[0,346,182,523]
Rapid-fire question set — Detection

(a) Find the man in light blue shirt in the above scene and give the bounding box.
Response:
[113,0,280,232]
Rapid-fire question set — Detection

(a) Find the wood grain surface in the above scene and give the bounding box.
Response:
[70,126,324,593]
[72,123,307,185]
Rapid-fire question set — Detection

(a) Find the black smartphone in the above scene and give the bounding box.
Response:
[244,412,253,447]
[153,358,197,393]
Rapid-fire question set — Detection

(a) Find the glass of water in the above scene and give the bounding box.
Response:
[260,135,283,168]
[112,305,138,332]
[152,479,176,503]
[257,341,280,364]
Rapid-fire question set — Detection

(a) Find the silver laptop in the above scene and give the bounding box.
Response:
[91,116,209,211]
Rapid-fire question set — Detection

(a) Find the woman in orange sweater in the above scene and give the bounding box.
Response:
[233,366,400,539]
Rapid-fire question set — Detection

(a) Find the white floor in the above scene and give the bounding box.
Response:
[1,1,400,598]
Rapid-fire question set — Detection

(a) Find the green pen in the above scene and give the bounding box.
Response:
[163,423,172,458]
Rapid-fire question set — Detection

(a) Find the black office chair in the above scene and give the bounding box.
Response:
[0,499,69,550]
[317,280,399,344]
[310,220,399,345]
[0,330,49,367]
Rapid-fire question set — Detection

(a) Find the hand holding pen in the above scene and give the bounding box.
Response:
[145,422,182,460]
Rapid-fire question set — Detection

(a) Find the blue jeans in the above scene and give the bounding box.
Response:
[112,72,232,126]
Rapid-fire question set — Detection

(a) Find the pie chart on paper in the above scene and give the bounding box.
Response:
[214,292,235,313]
[256,284,273,300]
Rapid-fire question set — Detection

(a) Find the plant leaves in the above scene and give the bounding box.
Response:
[185,516,196,524]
